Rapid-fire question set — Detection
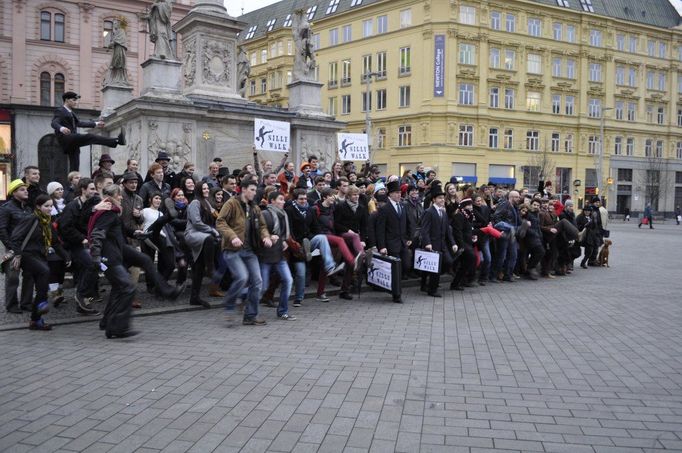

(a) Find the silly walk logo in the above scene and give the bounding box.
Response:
[337,133,369,161]
[254,118,290,152]
[367,257,392,291]
[414,249,440,274]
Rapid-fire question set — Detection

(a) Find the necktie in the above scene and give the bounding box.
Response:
[396,203,402,216]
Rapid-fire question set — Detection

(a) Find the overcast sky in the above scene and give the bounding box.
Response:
[224,0,682,18]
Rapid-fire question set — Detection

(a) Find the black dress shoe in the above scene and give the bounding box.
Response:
[117,128,126,146]
[427,292,442,298]
[6,306,22,314]
[105,330,139,339]
[339,291,353,300]
[190,298,211,309]
[393,297,403,303]
[451,286,464,291]
[420,285,427,293]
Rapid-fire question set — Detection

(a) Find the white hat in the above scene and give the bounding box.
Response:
[47,181,63,196]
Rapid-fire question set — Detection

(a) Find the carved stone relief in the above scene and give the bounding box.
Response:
[203,40,232,87]
[183,37,196,86]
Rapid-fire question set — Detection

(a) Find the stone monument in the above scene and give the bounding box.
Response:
[101,18,133,117]
[287,10,325,117]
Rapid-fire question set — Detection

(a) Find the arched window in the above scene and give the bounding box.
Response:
[39,72,66,106]
[40,72,51,105]
[54,73,65,106]
[103,19,113,45]
[40,11,65,42]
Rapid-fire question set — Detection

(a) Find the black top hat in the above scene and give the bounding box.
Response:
[155,151,171,162]
[62,91,80,101]
[430,182,446,198]
[386,180,401,194]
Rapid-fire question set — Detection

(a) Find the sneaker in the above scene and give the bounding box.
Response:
[75,295,100,316]
[303,238,313,262]
[311,249,321,257]
[278,313,297,320]
[293,300,302,307]
[353,252,364,272]
[327,262,345,277]
[316,293,330,303]
[242,317,267,325]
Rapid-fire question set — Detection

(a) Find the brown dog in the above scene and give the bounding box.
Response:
[598,239,612,267]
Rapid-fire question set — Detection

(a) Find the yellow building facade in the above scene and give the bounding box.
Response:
[240,0,682,212]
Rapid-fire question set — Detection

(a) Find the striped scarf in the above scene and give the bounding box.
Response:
[35,210,52,254]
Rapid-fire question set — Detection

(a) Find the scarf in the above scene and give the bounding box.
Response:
[267,205,290,239]
[35,210,52,254]
[284,170,294,182]
[346,199,359,213]
[460,208,474,222]
[293,202,308,218]
[87,203,122,241]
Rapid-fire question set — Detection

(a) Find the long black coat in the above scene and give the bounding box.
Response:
[334,200,369,243]
[420,206,455,254]
[376,201,411,256]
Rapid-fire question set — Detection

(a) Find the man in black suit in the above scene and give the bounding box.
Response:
[51,91,125,172]
[419,184,458,297]
[307,176,326,205]
[376,180,412,303]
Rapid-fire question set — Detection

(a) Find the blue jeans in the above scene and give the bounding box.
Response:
[310,234,335,273]
[478,241,491,281]
[261,260,293,316]
[292,261,306,302]
[493,236,518,279]
[222,249,262,319]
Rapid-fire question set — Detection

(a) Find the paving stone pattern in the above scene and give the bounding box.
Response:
[0,222,681,452]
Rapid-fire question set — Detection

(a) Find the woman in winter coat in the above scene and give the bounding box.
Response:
[163,188,190,283]
[47,181,68,306]
[472,195,492,284]
[10,194,68,330]
[576,205,600,269]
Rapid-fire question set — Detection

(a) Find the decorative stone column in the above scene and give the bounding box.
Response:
[101,84,134,117]
[174,0,247,101]
[287,80,326,117]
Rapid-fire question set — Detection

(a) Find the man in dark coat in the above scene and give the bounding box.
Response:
[419,184,457,297]
[403,185,424,277]
[375,181,412,303]
[51,91,125,172]
[450,198,477,290]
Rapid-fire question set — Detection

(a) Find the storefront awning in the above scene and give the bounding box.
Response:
[488,177,516,185]
[450,176,478,184]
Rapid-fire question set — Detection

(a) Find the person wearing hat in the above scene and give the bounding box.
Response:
[297,162,314,190]
[450,198,477,290]
[0,179,34,313]
[91,154,117,181]
[143,151,176,187]
[51,91,126,172]
[375,180,413,303]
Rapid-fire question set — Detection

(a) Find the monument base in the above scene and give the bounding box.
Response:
[141,58,189,102]
[101,84,133,118]
[287,80,328,117]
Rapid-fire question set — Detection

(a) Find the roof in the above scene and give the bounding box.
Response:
[237,0,681,43]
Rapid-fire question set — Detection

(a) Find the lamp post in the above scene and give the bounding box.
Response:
[364,71,379,163]
[598,106,613,201]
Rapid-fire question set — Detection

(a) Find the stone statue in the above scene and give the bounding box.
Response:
[237,46,250,97]
[104,19,129,86]
[148,0,175,60]
[291,10,316,82]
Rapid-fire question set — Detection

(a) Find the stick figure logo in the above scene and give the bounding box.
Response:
[339,139,354,158]
[257,125,273,147]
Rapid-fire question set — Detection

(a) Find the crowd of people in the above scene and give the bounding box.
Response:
[0,152,611,338]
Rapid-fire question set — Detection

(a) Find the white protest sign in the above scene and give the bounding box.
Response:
[367,255,393,290]
[414,249,441,274]
[254,118,290,152]
[337,133,369,161]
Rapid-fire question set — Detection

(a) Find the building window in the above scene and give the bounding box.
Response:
[563,95,574,115]
[646,105,654,123]
[260,78,267,93]
[504,88,515,109]
[283,14,292,27]
[677,142,682,159]
[489,87,499,108]
[377,15,388,34]
[329,28,338,46]
[342,24,352,42]
[566,59,576,79]
[614,136,623,155]
[616,34,625,51]
[249,80,256,96]
[490,11,501,30]
[362,91,372,112]
[552,95,561,114]
[645,139,653,157]
[566,24,576,43]
[628,67,637,87]
[306,5,318,20]
[460,5,476,25]
[629,36,638,53]
[589,29,602,47]
[528,18,541,37]
[552,58,562,77]
[398,125,412,146]
[504,129,513,149]
[376,89,387,110]
[41,11,65,42]
[341,94,351,114]
[580,0,595,13]
[657,107,665,125]
[551,132,560,152]
[400,9,412,28]
[527,53,541,74]
[659,42,667,59]
[459,125,474,147]
[626,138,634,156]
[616,66,624,85]
[459,43,475,65]
[341,59,351,85]
[646,70,654,90]
[588,98,602,118]
[526,130,539,151]
[677,106,682,126]
[103,19,113,44]
[490,48,500,68]
[526,92,541,112]
[615,101,624,120]
[658,73,667,91]
[399,47,411,75]
[377,128,386,148]
[564,134,574,153]
[489,128,499,148]
[656,140,663,157]
[399,85,410,107]
[459,83,474,105]
[40,72,65,106]
[552,22,562,41]
[504,50,515,70]
[627,102,637,121]
[588,136,600,155]
[362,55,372,80]
[589,63,602,82]
[328,97,337,116]
[377,51,387,78]
[326,0,340,14]
[328,61,338,87]
[362,19,373,37]
[260,49,267,63]
[506,13,516,32]
[351,0,363,6]
[523,166,541,189]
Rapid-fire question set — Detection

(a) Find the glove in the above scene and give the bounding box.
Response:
[92,256,102,271]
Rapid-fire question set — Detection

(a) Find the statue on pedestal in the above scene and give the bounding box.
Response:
[104,19,129,86]
[148,0,175,60]
[291,10,316,82]
[237,46,250,97]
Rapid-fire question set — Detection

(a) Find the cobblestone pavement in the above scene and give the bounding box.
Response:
[0,222,681,452]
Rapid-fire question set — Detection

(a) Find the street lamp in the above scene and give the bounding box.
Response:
[364,71,380,163]
[598,106,613,201]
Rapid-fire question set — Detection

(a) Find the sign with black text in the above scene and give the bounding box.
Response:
[367,255,393,290]
[434,35,445,97]
[254,118,290,152]
[337,133,369,161]
[414,249,441,274]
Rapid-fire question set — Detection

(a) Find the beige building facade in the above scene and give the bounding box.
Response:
[240,0,682,215]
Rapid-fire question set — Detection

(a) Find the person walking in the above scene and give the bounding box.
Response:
[639,204,654,229]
